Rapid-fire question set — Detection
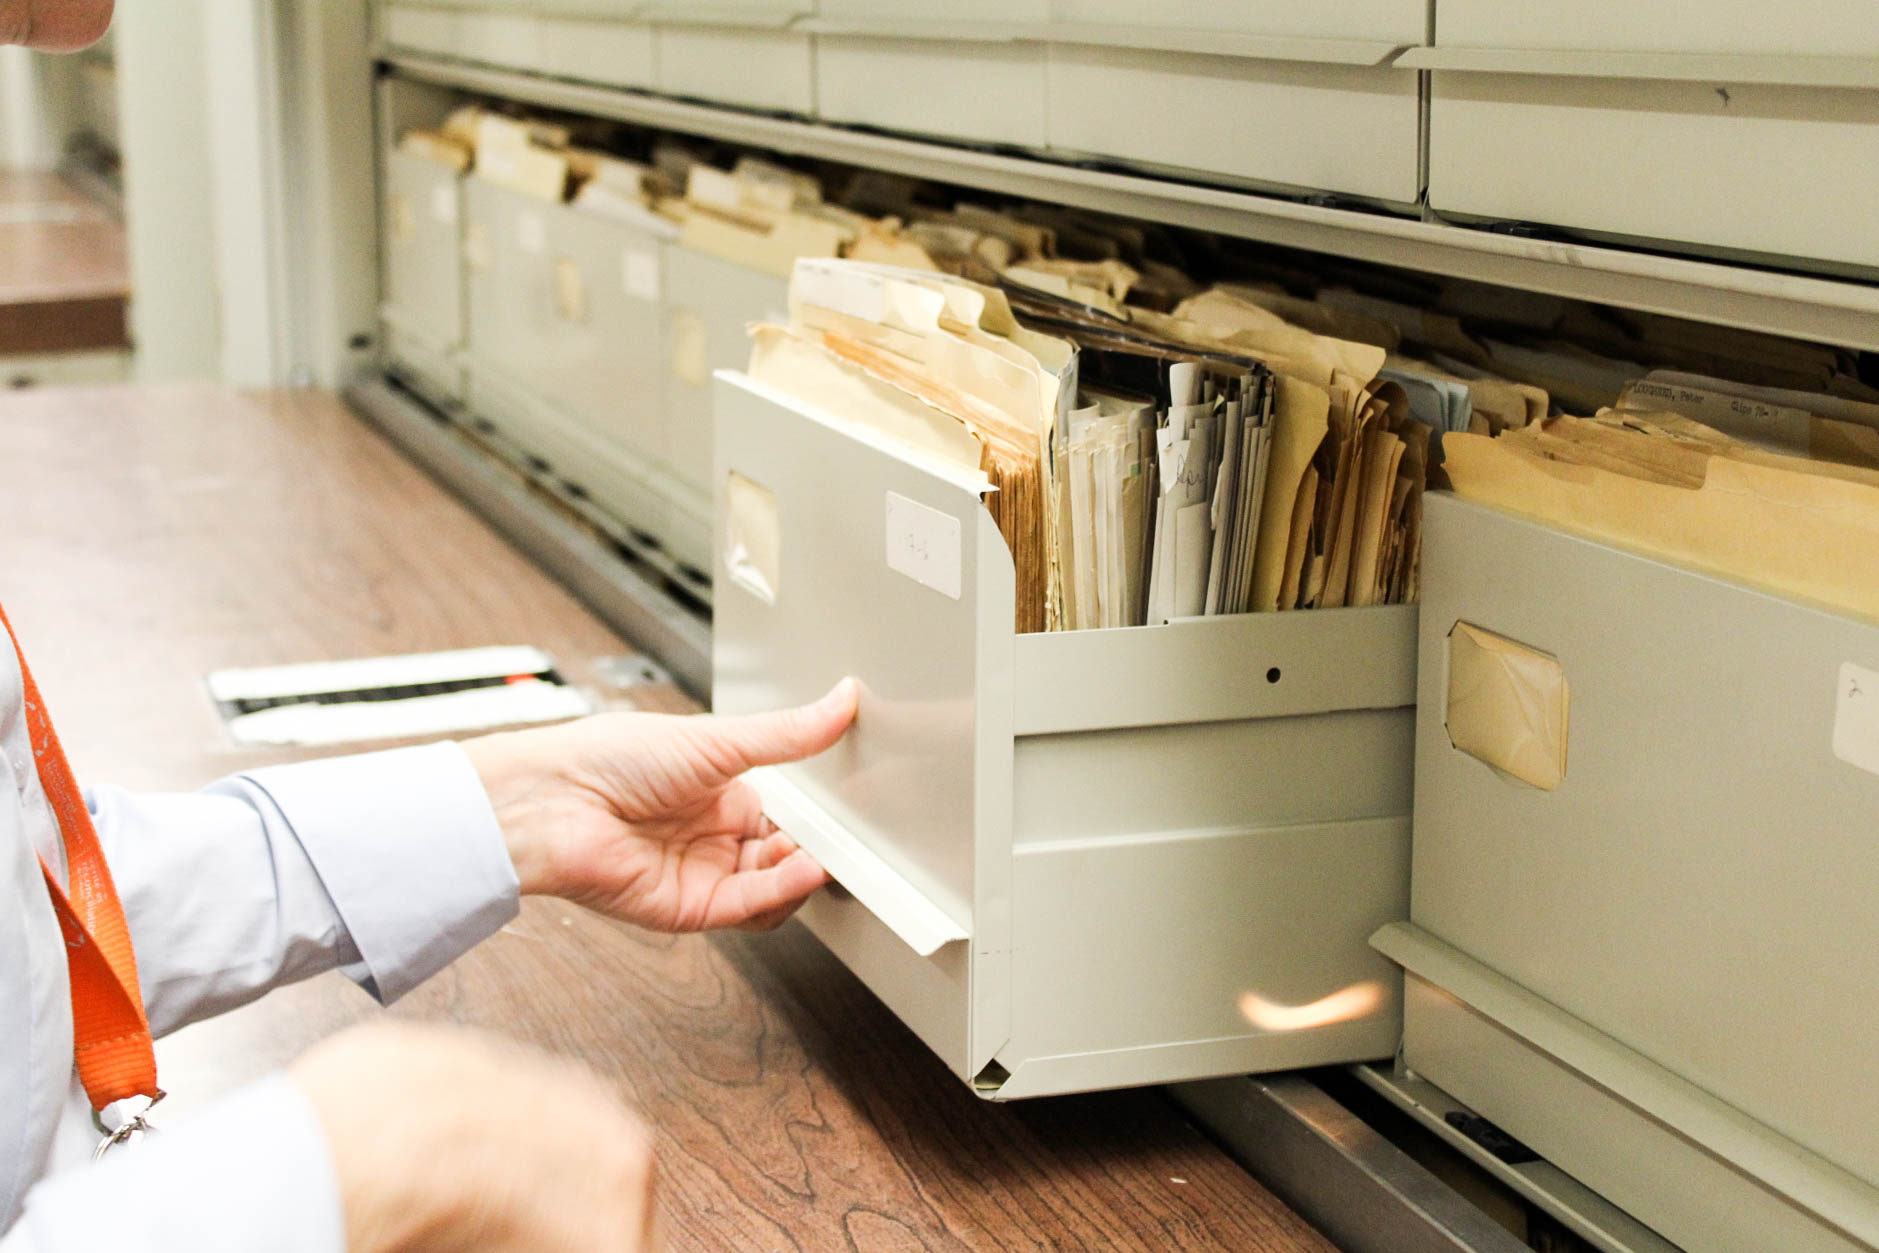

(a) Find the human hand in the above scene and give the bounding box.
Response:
[462,679,858,932]
[291,1022,660,1253]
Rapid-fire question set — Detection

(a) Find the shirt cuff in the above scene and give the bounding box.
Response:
[17,1075,344,1253]
[239,743,520,1003]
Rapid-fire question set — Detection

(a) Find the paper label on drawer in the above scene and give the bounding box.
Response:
[884,492,960,600]
[429,184,457,225]
[1833,661,1879,778]
[516,211,545,254]
[622,248,660,301]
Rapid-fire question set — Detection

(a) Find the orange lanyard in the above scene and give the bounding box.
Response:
[2,604,160,1117]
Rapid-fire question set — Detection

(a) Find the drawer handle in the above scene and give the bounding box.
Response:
[1399,45,1879,90]
[746,765,970,957]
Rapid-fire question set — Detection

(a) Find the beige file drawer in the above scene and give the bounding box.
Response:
[379,5,463,57]
[535,201,674,474]
[1432,0,1879,58]
[1424,70,1879,273]
[463,178,553,398]
[653,15,814,115]
[814,35,1047,150]
[807,1,1048,149]
[382,149,466,403]
[1382,957,1874,1253]
[660,244,789,497]
[1046,43,1423,206]
[1383,493,1879,1248]
[455,4,545,71]
[538,15,656,88]
[1048,0,1426,46]
[714,370,1417,1099]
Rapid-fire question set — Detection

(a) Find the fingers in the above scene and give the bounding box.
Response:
[693,678,859,781]
[702,847,830,931]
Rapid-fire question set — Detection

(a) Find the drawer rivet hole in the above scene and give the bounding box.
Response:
[1266,667,1282,684]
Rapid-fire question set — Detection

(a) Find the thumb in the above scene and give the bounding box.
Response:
[698,678,859,779]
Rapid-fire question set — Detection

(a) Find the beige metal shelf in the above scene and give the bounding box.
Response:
[382,49,1879,353]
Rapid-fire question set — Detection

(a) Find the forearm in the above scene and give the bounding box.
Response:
[97,742,519,1037]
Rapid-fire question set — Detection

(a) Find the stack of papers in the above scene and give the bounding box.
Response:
[1444,408,1879,623]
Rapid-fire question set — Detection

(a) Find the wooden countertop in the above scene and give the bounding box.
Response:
[1,383,1335,1252]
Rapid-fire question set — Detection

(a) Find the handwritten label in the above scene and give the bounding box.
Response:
[1833,661,1879,778]
[516,210,545,254]
[885,492,960,601]
[429,183,457,225]
[622,248,660,302]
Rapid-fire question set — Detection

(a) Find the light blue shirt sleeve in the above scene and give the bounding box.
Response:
[94,741,521,1037]
[7,1074,344,1253]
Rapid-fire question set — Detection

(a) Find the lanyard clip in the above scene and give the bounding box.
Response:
[92,1089,166,1162]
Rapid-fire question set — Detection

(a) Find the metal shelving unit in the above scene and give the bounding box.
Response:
[382,49,1879,354]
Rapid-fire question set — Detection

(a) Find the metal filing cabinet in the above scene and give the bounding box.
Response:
[1376,492,1879,1253]
[1043,0,1427,207]
[381,147,466,405]
[651,4,816,116]
[810,0,1051,151]
[537,1,657,90]
[1412,0,1879,273]
[713,370,1418,1099]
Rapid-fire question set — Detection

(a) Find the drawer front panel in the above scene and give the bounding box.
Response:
[1050,0,1426,44]
[661,247,788,497]
[655,27,814,114]
[538,18,657,88]
[538,205,672,472]
[463,178,558,393]
[713,372,1014,932]
[1428,73,1879,271]
[1403,975,1870,1253]
[1413,493,1879,1188]
[1047,45,1423,205]
[384,150,464,356]
[1434,0,1879,58]
[380,6,461,56]
[815,37,1048,150]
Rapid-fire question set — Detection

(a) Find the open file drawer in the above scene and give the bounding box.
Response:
[713,371,1416,1098]
[1377,493,1879,1253]
[382,147,466,405]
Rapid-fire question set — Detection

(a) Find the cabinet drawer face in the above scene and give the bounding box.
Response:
[538,17,656,88]
[1427,74,1879,272]
[537,205,671,472]
[654,27,814,114]
[1434,0,1877,57]
[380,6,461,56]
[535,0,639,17]
[463,179,559,389]
[1413,494,1879,1189]
[1050,0,1426,45]
[1400,977,1867,1253]
[818,0,1047,19]
[456,10,543,71]
[713,372,1012,936]
[383,151,463,353]
[661,247,788,497]
[1047,45,1422,205]
[816,37,1048,150]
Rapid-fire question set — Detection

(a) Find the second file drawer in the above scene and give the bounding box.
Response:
[713,370,1417,1099]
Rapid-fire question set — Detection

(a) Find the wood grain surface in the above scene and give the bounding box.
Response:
[0,171,128,352]
[0,383,1335,1252]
